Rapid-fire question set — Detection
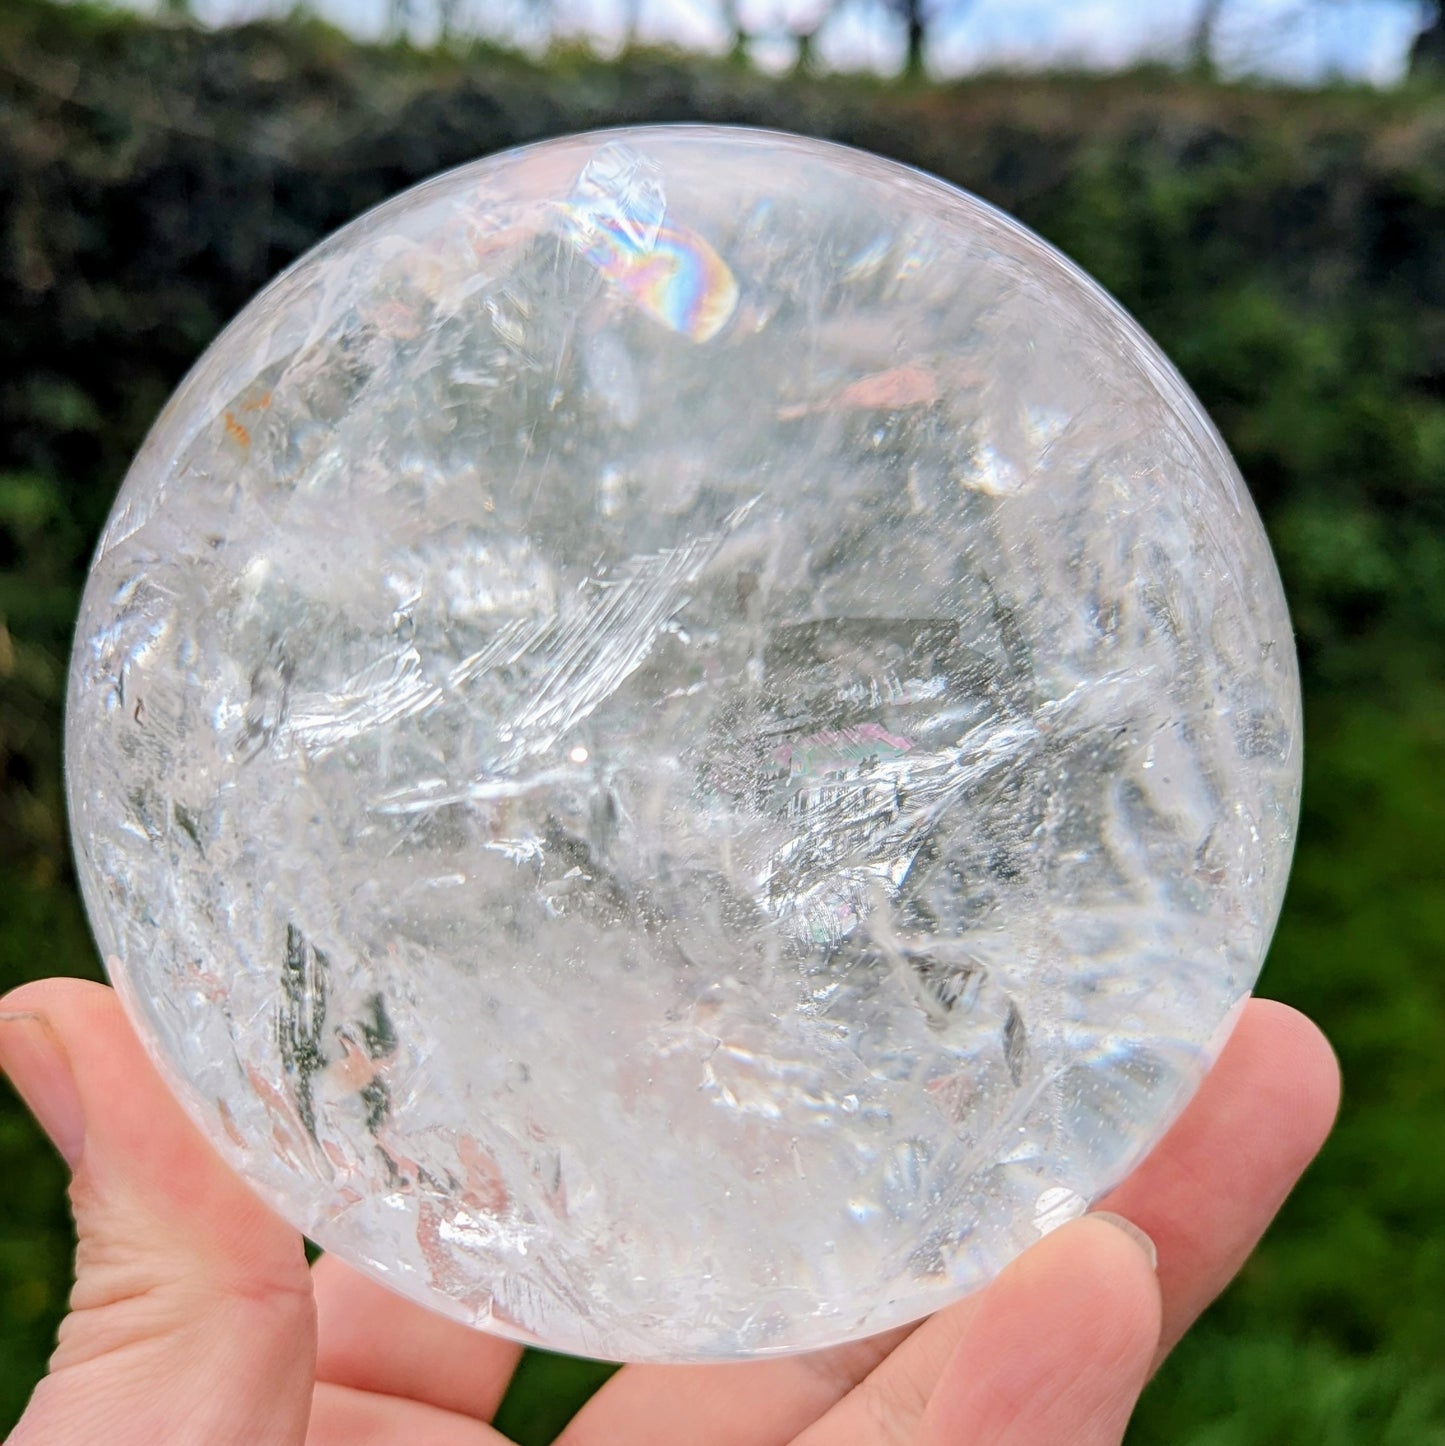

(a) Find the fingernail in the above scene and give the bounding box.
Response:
[0,1010,86,1168]
[1092,1211,1158,1271]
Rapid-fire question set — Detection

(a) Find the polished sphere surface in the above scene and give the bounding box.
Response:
[66,127,1300,1361]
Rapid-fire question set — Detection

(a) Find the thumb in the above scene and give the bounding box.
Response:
[1,978,316,1446]
[917,1214,1162,1446]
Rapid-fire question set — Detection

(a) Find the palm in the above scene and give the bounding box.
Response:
[2,983,1336,1446]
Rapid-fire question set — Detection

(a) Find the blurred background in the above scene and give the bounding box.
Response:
[1,0,1443,1439]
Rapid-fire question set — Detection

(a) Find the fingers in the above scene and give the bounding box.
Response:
[794,1216,1161,1446]
[1095,997,1340,1365]
[312,1253,524,1422]
[307,1382,509,1445]
[561,997,1337,1445]
[0,979,317,1446]
[555,1327,917,1446]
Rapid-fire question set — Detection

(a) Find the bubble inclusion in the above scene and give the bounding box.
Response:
[66,127,1300,1361]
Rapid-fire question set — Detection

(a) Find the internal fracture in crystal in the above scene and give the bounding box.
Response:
[66,127,1301,1362]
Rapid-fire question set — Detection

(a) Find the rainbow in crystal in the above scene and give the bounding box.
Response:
[558,143,738,343]
[566,210,738,342]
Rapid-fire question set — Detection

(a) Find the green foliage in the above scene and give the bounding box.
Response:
[1,2,1442,1438]
[492,1353,620,1445]
[1135,1324,1445,1446]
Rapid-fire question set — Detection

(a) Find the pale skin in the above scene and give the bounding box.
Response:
[0,980,1338,1446]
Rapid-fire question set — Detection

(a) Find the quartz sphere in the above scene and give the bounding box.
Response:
[66,126,1301,1362]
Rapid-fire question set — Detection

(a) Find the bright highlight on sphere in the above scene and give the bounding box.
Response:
[66,127,1301,1362]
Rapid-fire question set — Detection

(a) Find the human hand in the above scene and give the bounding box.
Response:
[1,979,1337,1446]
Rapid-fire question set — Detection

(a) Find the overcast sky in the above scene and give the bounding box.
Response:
[164,0,1426,85]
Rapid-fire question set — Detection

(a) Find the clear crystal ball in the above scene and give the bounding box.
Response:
[66,126,1301,1361]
